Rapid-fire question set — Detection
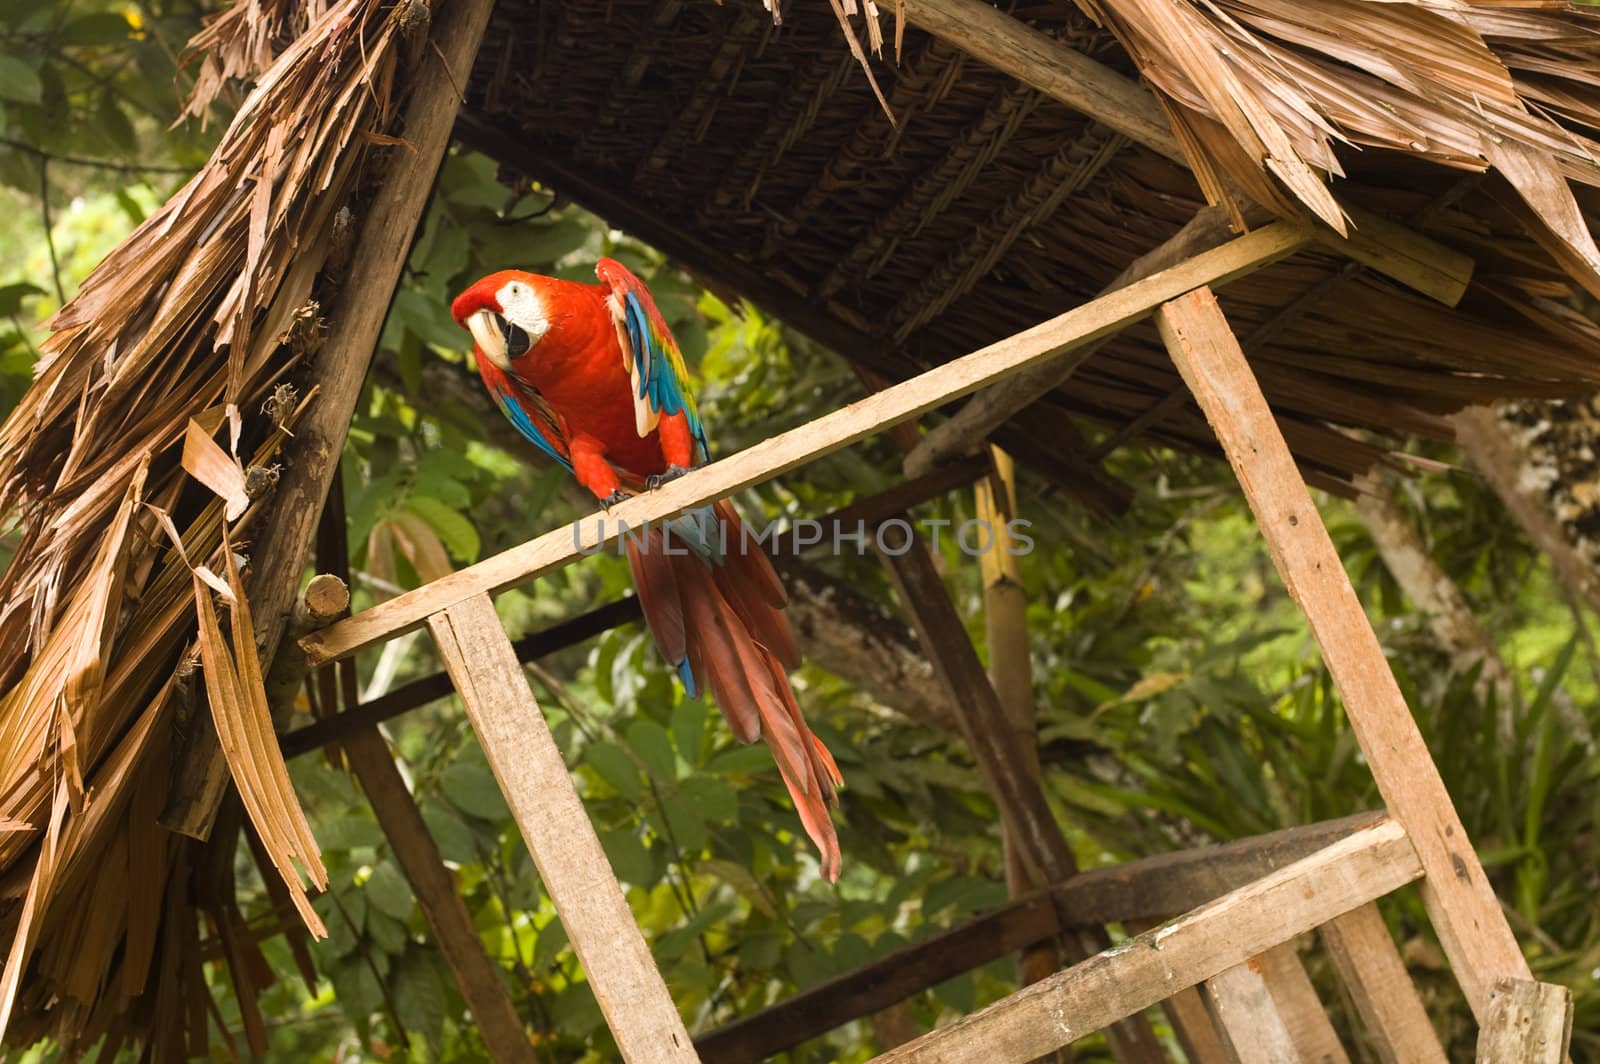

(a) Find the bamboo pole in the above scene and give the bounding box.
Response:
[975,448,1058,998]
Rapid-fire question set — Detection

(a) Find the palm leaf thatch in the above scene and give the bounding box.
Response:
[3,0,1600,1056]
[0,0,425,1051]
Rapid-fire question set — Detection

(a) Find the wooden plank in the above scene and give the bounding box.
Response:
[1125,916,1232,1064]
[1259,942,1350,1063]
[1206,959,1302,1064]
[427,594,697,1064]
[696,814,1379,1064]
[1163,986,1232,1064]
[1155,286,1532,1019]
[867,818,1422,1063]
[901,0,1475,305]
[876,533,1167,1062]
[341,728,535,1063]
[1475,979,1573,1063]
[303,222,1310,666]
[283,456,988,758]
[1320,902,1447,1064]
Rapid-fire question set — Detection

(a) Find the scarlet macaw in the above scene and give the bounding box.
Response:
[451,260,843,879]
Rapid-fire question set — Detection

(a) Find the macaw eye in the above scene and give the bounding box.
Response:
[494,313,532,358]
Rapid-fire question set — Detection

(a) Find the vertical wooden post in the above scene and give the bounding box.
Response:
[1155,286,1531,1018]
[1205,959,1303,1064]
[878,533,1166,1062]
[1475,979,1573,1063]
[428,594,698,1064]
[1320,903,1447,1064]
[341,730,536,1063]
[1258,943,1350,1063]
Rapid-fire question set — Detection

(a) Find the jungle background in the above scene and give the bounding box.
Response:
[2,0,1598,1060]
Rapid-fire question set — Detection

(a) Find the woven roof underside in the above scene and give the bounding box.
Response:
[463,0,1600,491]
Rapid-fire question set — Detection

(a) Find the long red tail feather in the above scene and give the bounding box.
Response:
[627,504,843,878]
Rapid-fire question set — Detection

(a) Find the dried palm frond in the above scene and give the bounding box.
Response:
[0,0,425,1050]
[1068,0,1600,284]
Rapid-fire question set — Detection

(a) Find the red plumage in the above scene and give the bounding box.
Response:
[452,262,843,880]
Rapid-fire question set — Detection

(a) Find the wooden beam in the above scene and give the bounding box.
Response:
[1205,959,1302,1064]
[428,594,697,1063]
[1475,979,1573,1064]
[161,0,498,835]
[1155,286,1532,1018]
[281,455,987,756]
[303,222,1310,666]
[868,819,1423,1063]
[1124,916,1232,1064]
[1320,902,1448,1064]
[341,729,535,1063]
[900,0,1474,305]
[696,813,1381,1064]
[1258,942,1351,1063]
[903,204,1256,478]
[875,531,1168,1060]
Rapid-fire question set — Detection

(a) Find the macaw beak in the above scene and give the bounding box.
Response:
[465,309,510,368]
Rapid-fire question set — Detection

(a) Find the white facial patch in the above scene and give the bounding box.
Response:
[465,279,552,370]
[496,280,550,347]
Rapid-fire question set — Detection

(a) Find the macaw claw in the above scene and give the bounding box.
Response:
[600,489,634,510]
[646,465,691,490]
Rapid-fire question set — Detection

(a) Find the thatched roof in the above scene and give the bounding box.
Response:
[4,0,1600,1053]
[460,0,1600,489]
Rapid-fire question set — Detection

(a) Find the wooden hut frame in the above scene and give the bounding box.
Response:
[296,217,1567,1059]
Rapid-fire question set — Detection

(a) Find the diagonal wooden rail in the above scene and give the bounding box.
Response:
[302,221,1309,667]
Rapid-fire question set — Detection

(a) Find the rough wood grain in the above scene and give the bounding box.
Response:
[303,222,1311,665]
[1155,287,1532,1018]
[428,594,697,1064]
[1259,942,1350,1064]
[697,814,1379,1064]
[163,0,498,834]
[1206,959,1302,1064]
[1320,902,1447,1064]
[868,819,1422,1063]
[1475,979,1573,1064]
[1125,916,1232,1064]
[341,727,534,1063]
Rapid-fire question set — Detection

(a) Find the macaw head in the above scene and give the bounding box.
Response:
[451,270,554,369]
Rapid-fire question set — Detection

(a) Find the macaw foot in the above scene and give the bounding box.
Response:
[646,465,691,490]
[599,489,634,511]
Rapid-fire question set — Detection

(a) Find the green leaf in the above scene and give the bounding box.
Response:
[0,282,44,318]
[393,951,447,1047]
[676,775,738,824]
[366,909,409,955]
[330,956,384,1021]
[404,495,480,562]
[532,919,568,971]
[61,13,132,45]
[420,802,479,865]
[671,699,709,766]
[599,828,653,885]
[584,740,643,800]
[626,719,677,783]
[0,57,43,104]
[660,788,708,852]
[704,743,774,776]
[441,763,509,821]
[315,815,386,852]
[365,863,415,922]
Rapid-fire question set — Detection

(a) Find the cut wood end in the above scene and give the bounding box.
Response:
[303,574,350,623]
